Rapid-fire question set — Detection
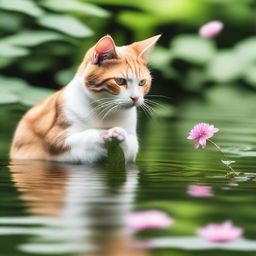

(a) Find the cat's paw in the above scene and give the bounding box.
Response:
[101,127,127,142]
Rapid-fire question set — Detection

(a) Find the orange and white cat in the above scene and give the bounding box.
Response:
[10,35,160,163]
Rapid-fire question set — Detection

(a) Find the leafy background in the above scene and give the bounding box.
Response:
[0,0,256,106]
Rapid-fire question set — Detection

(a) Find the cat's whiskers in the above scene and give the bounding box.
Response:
[140,101,157,121]
[94,99,126,120]
[97,102,117,120]
[146,94,172,100]
[93,101,116,111]
[85,100,117,119]
[144,98,171,114]
[144,99,169,110]
[140,105,152,119]
[144,99,160,106]
[90,97,116,105]
[101,104,119,120]
[98,99,130,120]
[144,103,154,115]
[88,97,162,121]
[140,103,153,118]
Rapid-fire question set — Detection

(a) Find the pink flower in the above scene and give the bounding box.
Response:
[187,123,219,149]
[125,210,174,232]
[199,21,224,38]
[197,221,243,242]
[187,185,213,197]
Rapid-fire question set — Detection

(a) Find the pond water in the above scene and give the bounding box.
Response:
[1,84,256,256]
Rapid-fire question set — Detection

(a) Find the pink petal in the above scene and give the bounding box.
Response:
[213,128,219,133]
[126,210,174,232]
[199,138,207,148]
[194,140,200,149]
[187,185,213,197]
[199,21,224,38]
[197,221,243,242]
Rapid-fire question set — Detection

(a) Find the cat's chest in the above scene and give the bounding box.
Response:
[67,109,136,133]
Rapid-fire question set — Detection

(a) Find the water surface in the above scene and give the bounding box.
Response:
[1,85,256,255]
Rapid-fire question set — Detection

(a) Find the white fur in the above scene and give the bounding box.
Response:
[52,75,139,163]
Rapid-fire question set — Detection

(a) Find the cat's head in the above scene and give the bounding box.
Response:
[77,35,160,109]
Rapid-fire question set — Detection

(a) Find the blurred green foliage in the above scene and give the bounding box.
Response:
[0,0,109,105]
[150,36,256,92]
[0,0,255,106]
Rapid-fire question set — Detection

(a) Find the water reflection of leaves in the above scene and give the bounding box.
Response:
[133,237,256,251]
[224,146,256,158]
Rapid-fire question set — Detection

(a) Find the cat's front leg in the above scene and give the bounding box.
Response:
[102,127,138,162]
[63,129,107,163]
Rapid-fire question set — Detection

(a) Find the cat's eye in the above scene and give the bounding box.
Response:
[114,78,127,86]
[139,79,147,86]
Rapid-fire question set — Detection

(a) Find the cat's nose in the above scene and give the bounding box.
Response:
[130,96,139,102]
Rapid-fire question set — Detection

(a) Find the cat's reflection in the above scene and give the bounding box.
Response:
[9,160,150,256]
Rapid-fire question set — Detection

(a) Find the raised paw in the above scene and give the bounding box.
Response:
[101,127,127,143]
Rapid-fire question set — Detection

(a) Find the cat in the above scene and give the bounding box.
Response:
[10,35,160,163]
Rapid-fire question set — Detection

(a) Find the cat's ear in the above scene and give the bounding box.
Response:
[92,35,117,65]
[132,34,161,62]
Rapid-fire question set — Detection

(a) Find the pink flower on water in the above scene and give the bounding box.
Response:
[187,123,219,149]
[125,210,174,232]
[197,221,243,242]
[199,21,224,38]
[187,185,213,197]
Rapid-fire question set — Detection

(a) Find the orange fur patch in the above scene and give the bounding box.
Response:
[10,90,70,160]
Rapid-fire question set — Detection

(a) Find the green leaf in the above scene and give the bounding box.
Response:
[37,14,93,38]
[55,68,74,85]
[0,57,15,68]
[0,87,19,104]
[171,35,216,64]
[0,76,27,104]
[150,46,172,68]
[0,12,21,32]
[149,47,177,79]
[3,30,67,47]
[235,37,256,66]
[49,44,75,56]
[118,11,160,31]
[19,86,54,106]
[0,76,54,106]
[18,57,52,73]
[207,0,252,3]
[244,65,256,86]
[0,76,28,91]
[41,0,109,17]
[0,42,29,57]
[0,0,44,17]
[183,69,206,92]
[206,50,244,83]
